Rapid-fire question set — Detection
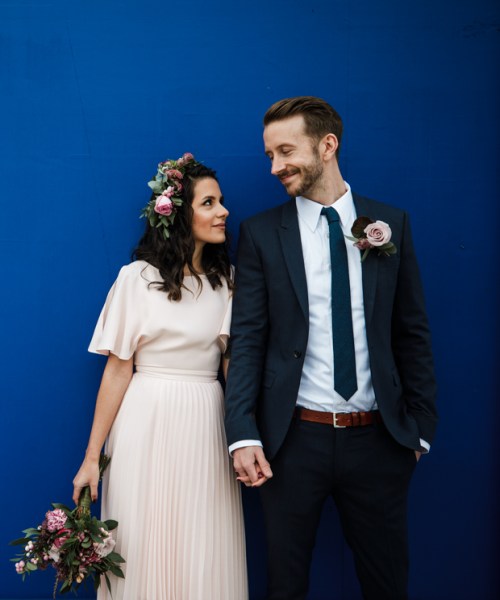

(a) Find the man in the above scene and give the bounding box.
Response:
[225,96,438,600]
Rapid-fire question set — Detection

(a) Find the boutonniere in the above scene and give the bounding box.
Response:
[345,216,397,262]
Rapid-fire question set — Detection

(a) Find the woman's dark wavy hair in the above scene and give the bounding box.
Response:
[133,163,233,301]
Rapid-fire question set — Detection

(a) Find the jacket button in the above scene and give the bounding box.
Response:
[293,350,302,359]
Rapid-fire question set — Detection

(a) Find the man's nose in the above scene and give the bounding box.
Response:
[271,157,285,176]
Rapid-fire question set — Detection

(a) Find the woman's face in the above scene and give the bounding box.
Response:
[190,177,229,248]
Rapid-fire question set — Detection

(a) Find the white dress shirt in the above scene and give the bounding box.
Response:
[295,184,377,413]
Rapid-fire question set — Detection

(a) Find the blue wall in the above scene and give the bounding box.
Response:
[1,1,499,598]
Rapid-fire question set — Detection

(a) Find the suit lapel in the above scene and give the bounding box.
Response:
[278,200,309,320]
[353,193,378,326]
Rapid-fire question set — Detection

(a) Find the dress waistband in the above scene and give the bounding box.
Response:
[135,365,217,383]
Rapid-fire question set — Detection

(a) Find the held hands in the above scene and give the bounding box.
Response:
[72,457,100,505]
[233,446,273,488]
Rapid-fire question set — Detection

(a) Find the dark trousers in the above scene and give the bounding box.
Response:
[259,416,417,600]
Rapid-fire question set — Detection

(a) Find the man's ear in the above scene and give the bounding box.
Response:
[320,133,339,162]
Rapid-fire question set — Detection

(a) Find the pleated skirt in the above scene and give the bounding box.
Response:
[97,368,248,600]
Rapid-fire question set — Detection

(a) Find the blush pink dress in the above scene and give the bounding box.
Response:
[89,260,247,600]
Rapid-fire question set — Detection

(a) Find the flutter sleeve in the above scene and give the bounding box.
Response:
[88,265,142,360]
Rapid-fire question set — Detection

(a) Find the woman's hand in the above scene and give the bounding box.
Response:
[72,457,100,505]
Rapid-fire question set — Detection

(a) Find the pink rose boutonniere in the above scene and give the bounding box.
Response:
[346,216,397,262]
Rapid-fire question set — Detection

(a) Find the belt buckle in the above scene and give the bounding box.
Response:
[332,412,346,428]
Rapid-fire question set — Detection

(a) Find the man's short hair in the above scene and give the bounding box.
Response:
[263,96,343,155]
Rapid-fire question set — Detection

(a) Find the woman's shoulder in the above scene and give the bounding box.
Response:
[115,260,160,286]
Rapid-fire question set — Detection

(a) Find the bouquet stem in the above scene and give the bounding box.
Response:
[77,454,111,517]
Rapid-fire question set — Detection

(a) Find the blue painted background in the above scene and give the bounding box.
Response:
[1,0,499,598]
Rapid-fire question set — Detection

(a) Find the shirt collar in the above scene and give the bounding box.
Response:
[296,182,355,232]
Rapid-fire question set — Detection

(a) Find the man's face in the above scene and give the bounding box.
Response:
[263,114,324,199]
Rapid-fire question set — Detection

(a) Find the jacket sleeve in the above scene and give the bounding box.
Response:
[224,220,269,446]
[391,212,438,444]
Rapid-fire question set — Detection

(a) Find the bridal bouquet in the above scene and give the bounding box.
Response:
[10,454,125,597]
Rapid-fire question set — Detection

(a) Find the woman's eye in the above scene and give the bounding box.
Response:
[203,199,212,206]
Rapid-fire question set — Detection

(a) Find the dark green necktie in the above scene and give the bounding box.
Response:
[321,206,357,401]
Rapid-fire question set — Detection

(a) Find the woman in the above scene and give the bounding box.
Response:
[72,154,248,599]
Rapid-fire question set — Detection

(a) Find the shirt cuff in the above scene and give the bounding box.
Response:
[228,439,263,456]
[419,438,430,453]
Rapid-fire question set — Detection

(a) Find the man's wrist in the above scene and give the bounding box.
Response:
[228,439,263,456]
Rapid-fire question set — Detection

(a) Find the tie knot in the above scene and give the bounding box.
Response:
[321,206,340,224]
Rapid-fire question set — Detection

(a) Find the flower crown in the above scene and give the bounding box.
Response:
[141,152,200,239]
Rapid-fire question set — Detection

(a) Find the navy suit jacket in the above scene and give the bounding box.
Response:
[225,193,438,460]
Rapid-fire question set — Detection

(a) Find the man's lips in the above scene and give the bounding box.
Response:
[278,171,298,183]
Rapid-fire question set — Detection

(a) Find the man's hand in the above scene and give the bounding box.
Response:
[415,450,422,462]
[233,446,273,488]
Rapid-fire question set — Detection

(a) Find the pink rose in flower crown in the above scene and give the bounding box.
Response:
[177,152,194,167]
[154,190,174,216]
[165,168,183,179]
[45,509,67,532]
[364,221,392,246]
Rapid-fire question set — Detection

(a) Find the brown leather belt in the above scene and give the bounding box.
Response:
[296,407,382,428]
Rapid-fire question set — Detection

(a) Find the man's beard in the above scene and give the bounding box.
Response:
[282,151,324,198]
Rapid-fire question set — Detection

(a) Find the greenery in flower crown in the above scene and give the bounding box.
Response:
[141,152,200,239]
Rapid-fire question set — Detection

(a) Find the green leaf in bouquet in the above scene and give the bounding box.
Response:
[51,502,70,510]
[60,581,72,594]
[105,519,119,531]
[106,551,126,563]
[105,573,112,594]
[108,564,125,578]
[9,536,30,546]
[22,527,40,536]
[25,562,37,572]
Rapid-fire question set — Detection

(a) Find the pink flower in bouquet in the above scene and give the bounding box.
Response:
[10,454,125,595]
[48,545,61,563]
[155,190,174,215]
[94,530,116,558]
[15,560,25,573]
[53,528,72,551]
[364,221,391,247]
[45,509,67,532]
